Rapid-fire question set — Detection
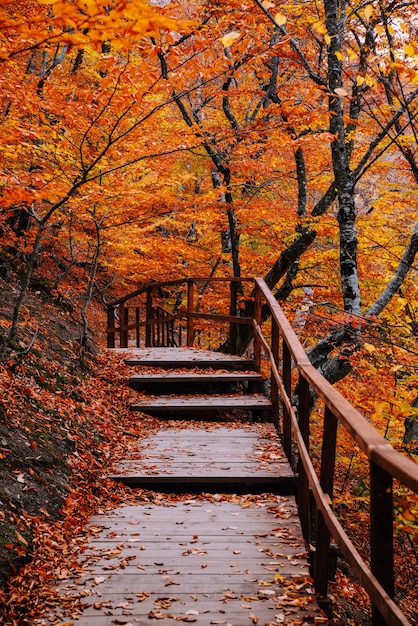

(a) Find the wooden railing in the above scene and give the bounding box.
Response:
[106,277,418,626]
[106,277,254,352]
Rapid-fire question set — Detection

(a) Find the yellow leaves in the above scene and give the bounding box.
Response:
[261,0,275,8]
[274,13,287,26]
[313,21,327,35]
[364,4,374,20]
[324,33,331,46]
[221,31,241,48]
[335,51,342,60]
[404,43,415,57]
[356,75,365,86]
[35,0,181,50]
[363,343,376,353]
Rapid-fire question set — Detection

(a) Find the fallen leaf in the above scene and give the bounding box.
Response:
[15,531,28,546]
[275,12,287,25]
[221,32,240,48]
[334,87,348,97]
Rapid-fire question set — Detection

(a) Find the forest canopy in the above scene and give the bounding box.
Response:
[0,1,417,623]
[0,0,416,425]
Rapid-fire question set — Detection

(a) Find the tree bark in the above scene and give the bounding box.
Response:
[325,0,361,316]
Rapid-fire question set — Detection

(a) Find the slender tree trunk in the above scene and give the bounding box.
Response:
[79,215,102,350]
[295,146,307,217]
[326,0,361,315]
[0,222,44,359]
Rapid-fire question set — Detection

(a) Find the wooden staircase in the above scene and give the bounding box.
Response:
[126,347,273,422]
[106,278,418,626]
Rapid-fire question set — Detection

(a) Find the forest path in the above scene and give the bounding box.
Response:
[34,348,328,625]
[38,422,326,626]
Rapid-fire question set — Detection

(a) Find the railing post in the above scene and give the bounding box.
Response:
[119,304,129,348]
[314,406,338,613]
[145,286,153,347]
[271,317,279,429]
[107,305,115,348]
[229,281,238,355]
[282,340,292,464]
[254,283,262,371]
[187,279,195,347]
[370,462,394,626]
[135,307,140,348]
[298,374,310,542]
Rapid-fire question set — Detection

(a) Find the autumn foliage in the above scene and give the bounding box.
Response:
[0,0,417,623]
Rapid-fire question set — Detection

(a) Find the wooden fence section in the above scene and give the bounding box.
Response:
[106,277,418,626]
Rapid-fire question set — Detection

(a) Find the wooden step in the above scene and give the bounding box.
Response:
[130,394,272,415]
[129,371,264,394]
[130,371,263,384]
[110,424,293,493]
[124,347,256,370]
[55,499,325,625]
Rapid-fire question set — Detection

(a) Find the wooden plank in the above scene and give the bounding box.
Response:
[43,501,327,626]
[130,395,272,411]
[130,372,263,383]
[50,597,325,626]
[123,347,256,370]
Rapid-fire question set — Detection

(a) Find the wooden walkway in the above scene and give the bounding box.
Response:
[36,349,328,626]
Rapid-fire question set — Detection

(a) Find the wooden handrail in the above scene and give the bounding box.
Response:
[254,278,418,492]
[253,278,417,626]
[106,275,417,626]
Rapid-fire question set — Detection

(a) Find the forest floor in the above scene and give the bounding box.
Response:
[0,268,402,626]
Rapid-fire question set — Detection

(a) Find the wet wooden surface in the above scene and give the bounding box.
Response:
[47,498,326,625]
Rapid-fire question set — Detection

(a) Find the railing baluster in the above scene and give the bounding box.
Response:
[135,307,140,347]
[107,306,115,348]
[371,462,394,626]
[253,284,262,371]
[271,316,279,429]
[187,279,195,347]
[229,281,238,354]
[145,286,152,347]
[297,373,310,541]
[282,340,292,464]
[119,305,129,348]
[314,405,338,613]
